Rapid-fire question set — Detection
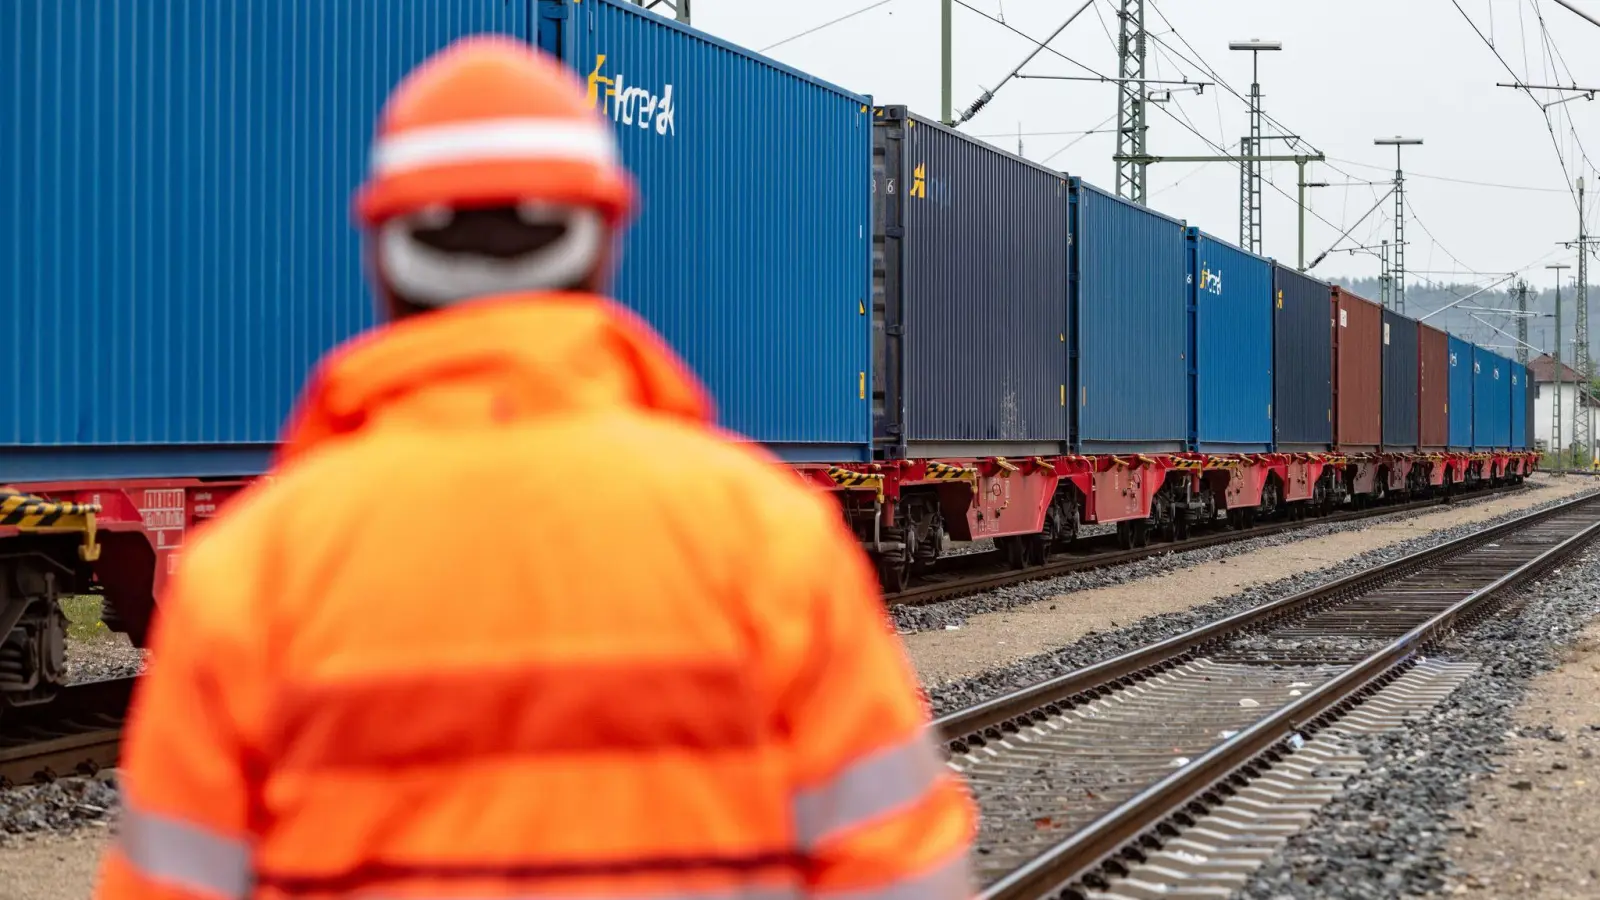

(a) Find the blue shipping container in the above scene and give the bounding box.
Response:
[1447,335,1474,450]
[1510,362,1527,449]
[871,107,1069,458]
[1473,346,1511,450]
[1186,230,1273,452]
[539,0,872,462]
[3,0,534,481]
[1069,179,1188,453]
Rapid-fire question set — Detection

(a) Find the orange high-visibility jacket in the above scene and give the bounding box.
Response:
[95,294,977,900]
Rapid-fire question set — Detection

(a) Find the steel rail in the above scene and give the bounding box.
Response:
[0,675,135,784]
[935,487,1598,745]
[957,492,1600,900]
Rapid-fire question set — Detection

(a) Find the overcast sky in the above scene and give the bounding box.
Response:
[686,0,1600,314]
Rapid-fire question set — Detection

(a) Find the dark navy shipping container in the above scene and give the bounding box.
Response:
[539,0,872,462]
[1069,179,1188,453]
[2,0,537,481]
[1473,347,1511,450]
[1510,363,1527,450]
[1271,266,1333,451]
[1526,378,1537,452]
[1186,230,1273,452]
[1447,335,1474,450]
[1381,310,1420,451]
[870,107,1069,458]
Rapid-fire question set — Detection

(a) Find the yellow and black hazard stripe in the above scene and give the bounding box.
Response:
[925,461,977,483]
[0,489,101,561]
[826,467,886,501]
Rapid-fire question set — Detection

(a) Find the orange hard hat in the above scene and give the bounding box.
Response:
[354,35,636,228]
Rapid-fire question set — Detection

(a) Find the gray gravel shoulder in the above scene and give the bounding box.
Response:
[1233,531,1600,898]
[924,484,1599,717]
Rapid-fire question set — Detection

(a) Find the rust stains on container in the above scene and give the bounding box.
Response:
[1331,287,1383,452]
[1418,323,1449,450]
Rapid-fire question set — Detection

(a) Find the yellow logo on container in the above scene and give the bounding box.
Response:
[586,54,676,137]
[910,163,927,199]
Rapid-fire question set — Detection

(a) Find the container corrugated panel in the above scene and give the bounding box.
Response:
[1069,179,1188,453]
[1187,230,1273,452]
[1381,310,1420,451]
[1510,363,1528,449]
[1472,346,1511,450]
[1331,288,1383,451]
[1271,266,1333,451]
[1417,323,1449,450]
[871,108,1068,458]
[2,0,531,482]
[1446,335,1474,450]
[539,0,872,462]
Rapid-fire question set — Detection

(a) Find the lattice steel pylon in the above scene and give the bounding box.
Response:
[1515,279,1530,365]
[1393,171,1407,313]
[1550,264,1570,468]
[1114,0,1147,204]
[1576,181,1592,462]
[631,0,690,23]
[1239,77,1263,252]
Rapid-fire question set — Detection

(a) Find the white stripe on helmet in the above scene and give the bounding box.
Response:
[371,117,617,175]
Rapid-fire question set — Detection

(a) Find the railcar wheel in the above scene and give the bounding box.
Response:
[1116,521,1135,550]
[877,553,909,593]
[997,536,1027,570]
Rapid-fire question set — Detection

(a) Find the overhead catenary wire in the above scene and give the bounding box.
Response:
[1449,0,1583,212]
[950,2,1364,247]
[759,0,895,52]
[952,0,1095,125]
[1324,156,1571,193]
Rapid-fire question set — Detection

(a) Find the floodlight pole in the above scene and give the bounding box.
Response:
[1230,40,1281,254]
[1374,136,1422,314]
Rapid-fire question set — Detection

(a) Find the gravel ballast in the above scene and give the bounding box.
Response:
[1233,540,1600,899]
[0,774,119,843]
[64,640,145,684]
[924,485,1600,717]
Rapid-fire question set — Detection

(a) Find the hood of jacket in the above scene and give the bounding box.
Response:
[276,293,713,466]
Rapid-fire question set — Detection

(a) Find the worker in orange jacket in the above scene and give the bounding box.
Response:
[95,34,975,900]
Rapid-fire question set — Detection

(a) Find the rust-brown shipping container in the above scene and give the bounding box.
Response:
[1417,323,1449,450]
[1331,286,1383,451]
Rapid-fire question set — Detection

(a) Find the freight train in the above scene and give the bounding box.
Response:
[0,0,1535,717]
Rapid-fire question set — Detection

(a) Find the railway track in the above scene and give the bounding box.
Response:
[888,481,1530,606]
[0,676,133,786]
[937,490,1600,900]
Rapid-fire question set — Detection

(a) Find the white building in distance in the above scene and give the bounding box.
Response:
[1529,353,1600,464]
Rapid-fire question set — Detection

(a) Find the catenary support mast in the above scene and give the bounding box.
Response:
[1114,0,1147,203]
[1550,263,1571,470]
[1575,178,1592,461]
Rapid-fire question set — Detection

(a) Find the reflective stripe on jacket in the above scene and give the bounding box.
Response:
[94,294,977,900]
